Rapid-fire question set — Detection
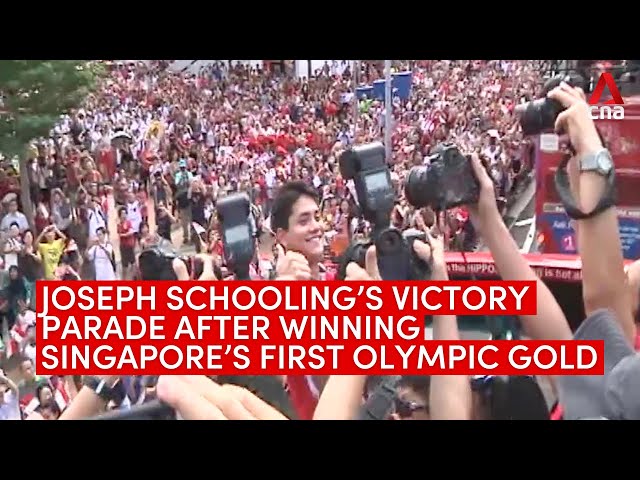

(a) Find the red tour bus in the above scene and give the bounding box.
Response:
[535,95,640,260]
[326,252,632,332]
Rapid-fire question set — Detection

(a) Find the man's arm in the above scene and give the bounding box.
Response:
[468,155,572,341]
[548,84,636,343]
[0,372,18,394]
[52,225,67,242]
[421,236,472,420]
[119,222,135,238]
[59,376,119,420]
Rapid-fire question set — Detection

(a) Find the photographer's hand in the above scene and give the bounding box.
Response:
[195,253,218,281]
[59,375,120,420]
[548,83,602,157]
[415,233,444,277]
[274,244,312,281]
[157,376,288,420]
[466,153,500,229]
[345,246,381,280]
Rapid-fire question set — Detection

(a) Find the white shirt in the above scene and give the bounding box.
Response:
[0,390,20,420]
[126,200,143,233]
[206,130,216,148]
[17,310,36,327]
[87,242,116,281]
[3,237,21,270]
[88,207,107,238]
[265,169,276,188]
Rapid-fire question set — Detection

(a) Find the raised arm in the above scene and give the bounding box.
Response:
[420,234,472,420]
[547,83,636,344]
[467,154,572,341]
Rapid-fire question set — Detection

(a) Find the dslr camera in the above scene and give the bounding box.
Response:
[516,73,586,136]
[404,143,480,211]
[137,238,214,281]
[338,142,431,281]
[216,192,256,280]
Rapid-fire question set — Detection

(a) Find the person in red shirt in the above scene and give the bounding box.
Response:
[324,101,338,117]
[117,207,136,279]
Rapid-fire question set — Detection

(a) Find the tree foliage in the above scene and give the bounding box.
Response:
[0,60,103,222]
[0,60,102,156]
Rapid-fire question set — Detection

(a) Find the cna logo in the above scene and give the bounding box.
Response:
[588,72,624,120]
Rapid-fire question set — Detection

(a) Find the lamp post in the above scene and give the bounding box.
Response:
[384,59,392,162]
[353,60,359,140]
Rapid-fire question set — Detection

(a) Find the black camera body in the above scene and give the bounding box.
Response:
[337,143,430,281]
[375,228,432,281]
[405,143,480,211]
[216,193,255,280]
[137,240,212,281]
[137,240,181,280]
[339,142,395,228]
[517,73,585,136]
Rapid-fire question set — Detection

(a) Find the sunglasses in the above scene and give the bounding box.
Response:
[394,397,428,419]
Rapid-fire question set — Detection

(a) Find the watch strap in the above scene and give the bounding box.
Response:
[84,376,118,403]
[554,154,617,220]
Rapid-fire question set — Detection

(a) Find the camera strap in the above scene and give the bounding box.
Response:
[355,375,401,420]
[554,153,617,220]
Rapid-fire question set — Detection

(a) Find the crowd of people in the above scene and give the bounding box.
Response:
[1,59,636,421]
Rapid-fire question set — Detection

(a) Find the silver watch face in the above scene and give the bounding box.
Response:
[597,150,613,173]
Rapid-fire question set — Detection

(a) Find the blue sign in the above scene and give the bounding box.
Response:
[392,71,412,100]
[356,86,374,100]
[544,212,577,255]
[619,215,640,260]
[543,211,640,260]
[371,71,413,101]
[372,79,386,100]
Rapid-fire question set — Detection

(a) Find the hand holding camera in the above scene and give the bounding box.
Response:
[466,153,501,231]
[424,231,446,274]
[345,245,381,281]
[345,240,435,281]
[546,82,603,157]
[405,143,481,211]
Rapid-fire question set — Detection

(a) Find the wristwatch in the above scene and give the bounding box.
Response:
[580,148,614,176]
[83,376,119,403]
[554,149,617,220]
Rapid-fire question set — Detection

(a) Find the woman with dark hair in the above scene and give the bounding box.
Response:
[471,376,550,420]
[37,399,62,420]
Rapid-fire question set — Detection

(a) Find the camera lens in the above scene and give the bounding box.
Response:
[404,166,437,209]
[516,73,585,137]
[517,98,564,136]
